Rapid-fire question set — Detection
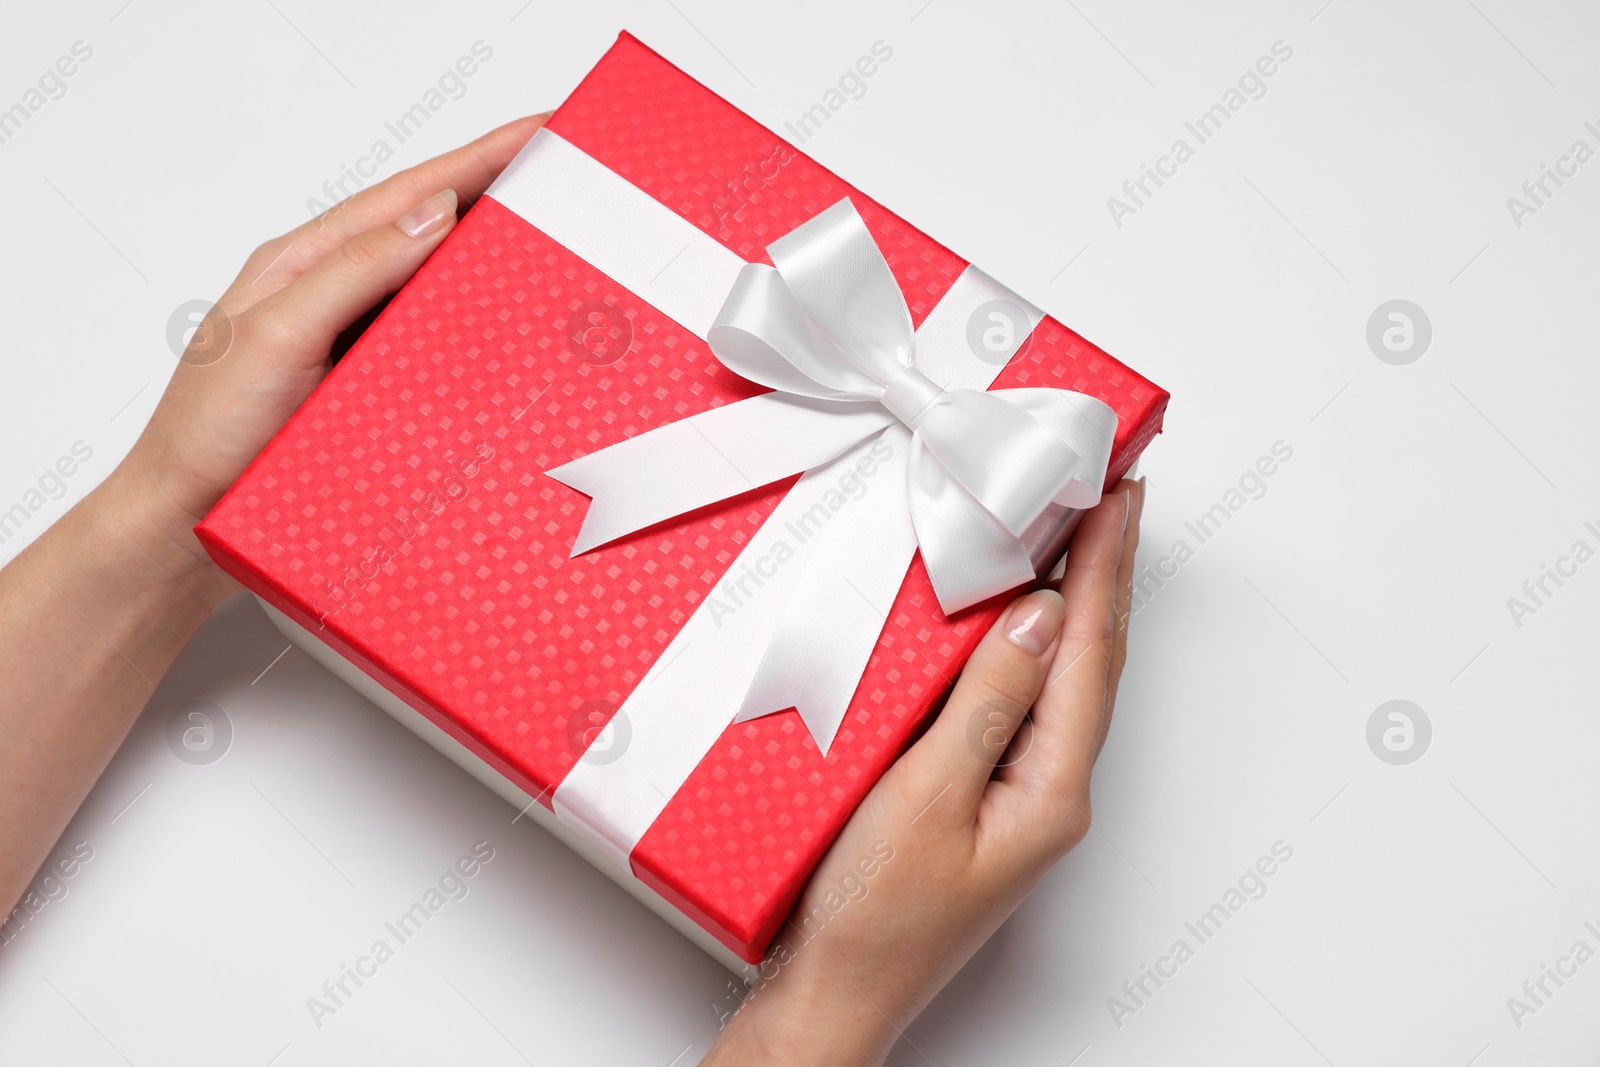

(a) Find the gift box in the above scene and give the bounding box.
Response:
[196,31,1169,971]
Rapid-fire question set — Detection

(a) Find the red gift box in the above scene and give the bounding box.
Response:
[196,32,1169,970]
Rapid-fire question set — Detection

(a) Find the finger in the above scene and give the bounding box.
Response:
[899,587,1065,822]
[236,188,460,376]
[224,113,548,309]
[1099,477,1145,750]
[1009,484,1132,799]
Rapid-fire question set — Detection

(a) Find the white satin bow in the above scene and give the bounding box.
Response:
[549,198,1116,750]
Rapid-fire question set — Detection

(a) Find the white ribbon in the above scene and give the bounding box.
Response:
[549,199,1116,750]
[486,130,1117,872]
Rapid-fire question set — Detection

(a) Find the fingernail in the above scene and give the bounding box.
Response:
[397,189,458,238]
[1119,486,1132,535]
[1135,476,1147,522]
[1004,589,1065,657]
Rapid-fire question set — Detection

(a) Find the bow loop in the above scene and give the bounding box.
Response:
[766,199,914,386]
[707,265,879,401]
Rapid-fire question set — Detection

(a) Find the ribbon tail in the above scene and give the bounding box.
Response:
[548,392,891,554]
[735,427,916,753]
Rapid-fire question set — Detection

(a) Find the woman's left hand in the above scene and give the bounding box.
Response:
[118,113,550,598]
[0,114,547,920]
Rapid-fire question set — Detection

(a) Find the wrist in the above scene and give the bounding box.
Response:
[708,963,900,1067]
[85,457,233,619]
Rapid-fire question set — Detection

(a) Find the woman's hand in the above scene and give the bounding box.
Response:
[117,112,550,602]
[705,477,1145,1067]
[0,115,547,919]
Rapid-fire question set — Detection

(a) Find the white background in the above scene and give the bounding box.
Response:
[2,0,1597,1063]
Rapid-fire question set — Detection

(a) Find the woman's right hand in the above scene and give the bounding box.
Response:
[706,477,1144,1067]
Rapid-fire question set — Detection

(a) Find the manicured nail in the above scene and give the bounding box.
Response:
[1134,476,1147,522]
[1004,589,1065,657]
[397,189,458,238]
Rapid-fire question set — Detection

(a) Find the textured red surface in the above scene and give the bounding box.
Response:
[197,33,1168,963]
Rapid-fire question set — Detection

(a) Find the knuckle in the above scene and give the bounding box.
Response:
[1108,641,1129,683]
[336,233,391,275]
[1098,598,1118,647]
[1054,629,1110,688]
[238,304,296,352]
[965,660,1035,721]
[1065,596,1117,657]
[397,168,438,201]
[1048,791,1092,857]
[249,236,285,264]
[242,234,318,289]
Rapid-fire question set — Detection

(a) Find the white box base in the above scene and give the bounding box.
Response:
[257,598,758,979]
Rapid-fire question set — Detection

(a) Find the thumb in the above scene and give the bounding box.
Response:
[901,588,1065,822]
[241,188,460,365]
